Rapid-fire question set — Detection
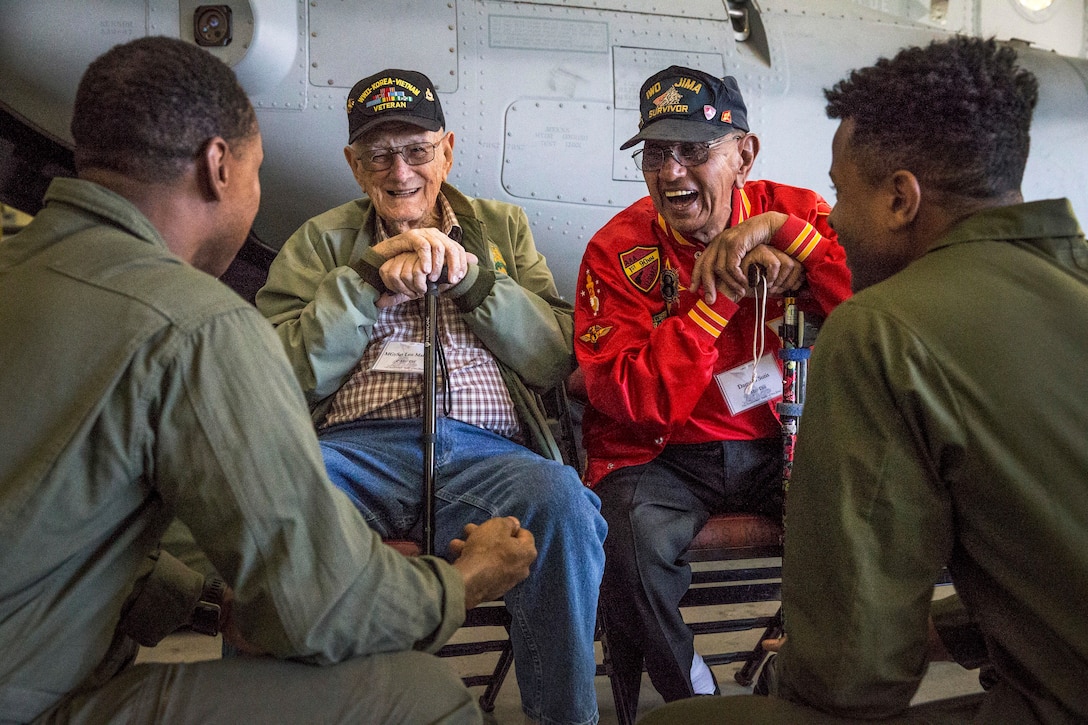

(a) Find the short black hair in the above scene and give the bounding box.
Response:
[825,36,1038,199]
[71,36,257,182]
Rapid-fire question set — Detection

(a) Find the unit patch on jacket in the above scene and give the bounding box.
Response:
[579,324,613,346]
[661,258,679,316]
[489,242,508,275]
[619,245,660,293]
[582,271,601,316]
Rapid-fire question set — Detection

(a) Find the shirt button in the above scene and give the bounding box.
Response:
[606,463,615,470]
[654,437,664,445]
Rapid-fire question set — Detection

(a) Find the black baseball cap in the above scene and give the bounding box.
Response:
[346,69,445,144]
[620,65,749,150]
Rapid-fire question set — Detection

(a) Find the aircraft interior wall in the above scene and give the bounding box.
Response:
[1,0,1087,299]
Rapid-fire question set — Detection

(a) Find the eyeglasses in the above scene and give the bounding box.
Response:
[631,135,744,172]
[356,133,449,171]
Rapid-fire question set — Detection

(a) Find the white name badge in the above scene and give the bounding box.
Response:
[371,340,425,374]
[715,352,783,415]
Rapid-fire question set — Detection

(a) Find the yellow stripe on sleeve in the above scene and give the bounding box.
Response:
[697,300,728,327]
[795,230,823,262]
[784,222,814,256]
[687,300,729,338]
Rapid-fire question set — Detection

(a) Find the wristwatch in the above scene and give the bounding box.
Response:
[189,575,227,637]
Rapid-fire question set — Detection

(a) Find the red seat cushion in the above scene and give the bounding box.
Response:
[688,513,783,558]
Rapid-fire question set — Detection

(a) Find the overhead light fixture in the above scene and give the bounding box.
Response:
[1017,0,1053,11]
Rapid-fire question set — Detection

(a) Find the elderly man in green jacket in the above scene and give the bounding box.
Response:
[256,68,607,725]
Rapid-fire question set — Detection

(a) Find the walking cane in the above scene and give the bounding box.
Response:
[422,277,440,555]
[733,268,808,687]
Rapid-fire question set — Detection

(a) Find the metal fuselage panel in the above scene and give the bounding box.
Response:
[1,0,1086,299]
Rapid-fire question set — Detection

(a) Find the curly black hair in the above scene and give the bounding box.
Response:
[825,36,1038,199]
[72,36,257,182]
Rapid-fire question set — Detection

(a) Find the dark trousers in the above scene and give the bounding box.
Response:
[597,438,783,707]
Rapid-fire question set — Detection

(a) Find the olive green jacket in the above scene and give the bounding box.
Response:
[0,179,465,723]
[255,183,574,460]
[777,199,1088,723]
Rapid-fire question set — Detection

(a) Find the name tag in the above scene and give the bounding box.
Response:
[371,341,425,374]
[715,353,782,415]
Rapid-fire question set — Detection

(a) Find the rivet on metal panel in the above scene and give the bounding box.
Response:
[327,79,334,85]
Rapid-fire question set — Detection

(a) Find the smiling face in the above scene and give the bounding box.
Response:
[828,119,924,292]
[345,122,454,234]
[642,133,756,244]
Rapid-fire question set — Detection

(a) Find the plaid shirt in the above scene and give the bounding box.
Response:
[323,195,520,437]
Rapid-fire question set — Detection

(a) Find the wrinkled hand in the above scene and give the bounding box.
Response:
[741,246,806,298]
[371,227,472,304]
[761,634,786,653]
[689,211,788,304]
[376,248,478,308]
[449,517,537,610]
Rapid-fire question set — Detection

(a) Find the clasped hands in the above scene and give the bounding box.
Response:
[449,516,537,611]
[371,228,478,308]
[689,211,804,304]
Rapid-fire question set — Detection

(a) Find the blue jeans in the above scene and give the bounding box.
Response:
[320,418,606,725]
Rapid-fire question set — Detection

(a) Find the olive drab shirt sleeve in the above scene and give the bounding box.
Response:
[0,179,467,720]
[775,301,955,717]
[774,201,1088,723]
[155,307,466,661]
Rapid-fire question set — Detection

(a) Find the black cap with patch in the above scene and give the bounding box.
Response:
[620,65,749,150]
[346,69,445,144]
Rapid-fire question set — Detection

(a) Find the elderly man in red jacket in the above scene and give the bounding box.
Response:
[575,65,852,712]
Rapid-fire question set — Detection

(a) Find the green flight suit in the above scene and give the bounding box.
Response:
[641,199,1088,724]
[0,178,476,724]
